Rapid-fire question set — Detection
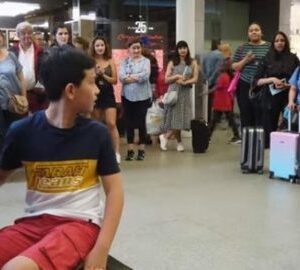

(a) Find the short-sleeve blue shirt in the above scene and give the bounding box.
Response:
[289,66,300,104]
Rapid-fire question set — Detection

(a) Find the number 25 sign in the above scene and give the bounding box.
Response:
[135,21,147,33]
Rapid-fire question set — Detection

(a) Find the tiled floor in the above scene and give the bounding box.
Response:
[1,129,300,270]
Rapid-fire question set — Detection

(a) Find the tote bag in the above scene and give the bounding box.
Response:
[162,65,190,106]
[227,71,240,96]
[146,101,164,135]
[227,45,245,96]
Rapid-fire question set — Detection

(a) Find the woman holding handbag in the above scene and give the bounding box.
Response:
[253,31,299,148]
[232,22,270,129]
[0,31,27,135]
[159,40,198,152]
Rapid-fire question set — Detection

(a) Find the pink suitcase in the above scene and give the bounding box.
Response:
[269,111,300,182]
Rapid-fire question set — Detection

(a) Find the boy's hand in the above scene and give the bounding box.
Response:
[84,246,108,270]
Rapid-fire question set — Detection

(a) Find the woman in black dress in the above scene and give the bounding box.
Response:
[90,36,120,163]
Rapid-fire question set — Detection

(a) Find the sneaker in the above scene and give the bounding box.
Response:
[229,136,242,144]
[136,150,145,161]
[177,142,185,152]
[116,153,121,164]
[159,134,168,151]
[125,150,135,161]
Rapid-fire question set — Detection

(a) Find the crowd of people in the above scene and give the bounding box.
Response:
[204,22,300,149]
[1,21,300,156]
[1,19,300,269]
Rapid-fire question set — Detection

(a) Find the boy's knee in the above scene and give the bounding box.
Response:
[2,256,39,270]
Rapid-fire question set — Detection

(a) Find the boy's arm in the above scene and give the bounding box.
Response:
[84,172,124,270]
[0,169,15,186]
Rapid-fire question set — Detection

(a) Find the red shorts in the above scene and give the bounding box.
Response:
[0,214,100,270]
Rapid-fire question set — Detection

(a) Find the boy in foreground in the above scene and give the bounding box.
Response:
[0,46,124,270]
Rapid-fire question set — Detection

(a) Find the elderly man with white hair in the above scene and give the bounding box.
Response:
[10,21,47,113]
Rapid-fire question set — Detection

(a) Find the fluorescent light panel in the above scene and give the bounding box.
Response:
[32,22,49,28]
[0,2,40,17]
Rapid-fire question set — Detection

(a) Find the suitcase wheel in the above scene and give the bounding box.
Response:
[269,171,274,179]
[289,175,297,183]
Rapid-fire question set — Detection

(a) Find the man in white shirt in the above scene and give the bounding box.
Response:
[10,21,47,113]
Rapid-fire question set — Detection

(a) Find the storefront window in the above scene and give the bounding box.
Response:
[290,1,300,55]
[78,1,175,53]
[76,0,175,101]
[204,0,250,52]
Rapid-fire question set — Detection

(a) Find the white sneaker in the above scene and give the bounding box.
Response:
[177,143,185,152]
[159,134,168,151]
[116,153,121,164]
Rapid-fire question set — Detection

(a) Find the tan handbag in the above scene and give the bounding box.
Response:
[8,95,29,115]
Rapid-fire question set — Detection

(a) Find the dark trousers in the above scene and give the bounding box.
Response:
[122,97,150,145]
[262,90,288,148]
[210,110,240,137]
[207,92,213,123]
[236,79,262,129]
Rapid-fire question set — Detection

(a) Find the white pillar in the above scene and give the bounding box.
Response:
[279,0,292,36]
[176,0,205,120]
[176,0,205,57]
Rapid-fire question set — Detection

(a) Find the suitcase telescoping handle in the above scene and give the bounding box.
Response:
[288,109,300,132]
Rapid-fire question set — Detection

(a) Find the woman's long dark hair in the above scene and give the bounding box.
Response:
[172,40,192,66]
[265,31,295,75]
[270,31,290,54]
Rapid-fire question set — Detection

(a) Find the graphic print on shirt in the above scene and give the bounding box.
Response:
[23,159,100,193]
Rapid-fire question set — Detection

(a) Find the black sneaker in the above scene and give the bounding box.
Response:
[136,150,145,161]
[125,150,135,161]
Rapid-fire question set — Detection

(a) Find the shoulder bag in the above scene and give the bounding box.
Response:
[227,71,240,96]
[162,64,190,106]
[162,86,178,106]
[8,95,28,115]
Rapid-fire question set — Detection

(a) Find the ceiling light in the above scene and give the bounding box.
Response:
[80,12,96,21]
[32,22,49,28]
[0,2,40,17]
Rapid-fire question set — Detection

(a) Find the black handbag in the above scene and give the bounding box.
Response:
[249,83,266,101]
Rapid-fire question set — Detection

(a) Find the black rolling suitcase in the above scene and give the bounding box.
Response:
[240,127,264,174]
[191,119,209,153]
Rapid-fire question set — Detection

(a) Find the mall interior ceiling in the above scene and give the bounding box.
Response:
[3,0,72,16]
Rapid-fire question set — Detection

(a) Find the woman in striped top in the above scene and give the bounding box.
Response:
[232,22,270,129]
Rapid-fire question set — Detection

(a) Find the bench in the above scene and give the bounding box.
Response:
[75,255,133,270]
